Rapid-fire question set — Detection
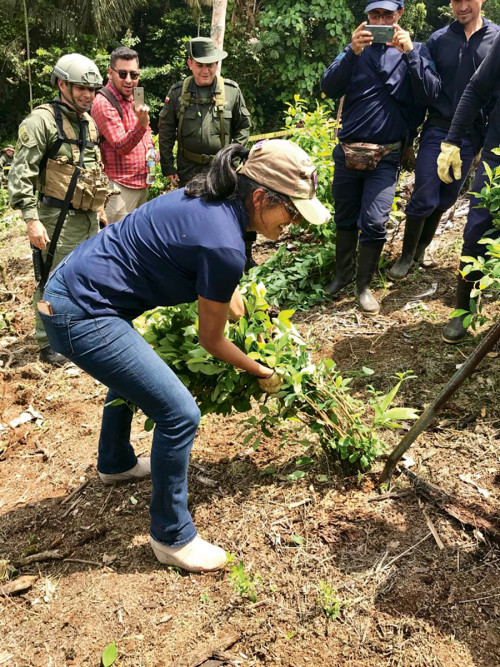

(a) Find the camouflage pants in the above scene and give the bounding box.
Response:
[34,203,98,350]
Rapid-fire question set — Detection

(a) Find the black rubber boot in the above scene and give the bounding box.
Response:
[388,215,425,280]
[414,209,444,265]
[442,266,479,344]
[356,242,385,315]
[244,231,258,272]
[39,346,67,366]
[325,228,358,296]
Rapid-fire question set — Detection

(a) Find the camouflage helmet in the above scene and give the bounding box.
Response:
[51,53,102,88]
[4,145,15,152]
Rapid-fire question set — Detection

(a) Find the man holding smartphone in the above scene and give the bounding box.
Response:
[390,0,499,280]
[321,0,440,315]
[91,46,154,224]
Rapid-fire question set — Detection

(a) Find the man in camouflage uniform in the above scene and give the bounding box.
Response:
[158,37,255,268]
[0,145,15,189]
[9,53,106,365]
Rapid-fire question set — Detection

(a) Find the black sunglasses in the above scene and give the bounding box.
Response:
[111,67,140,80]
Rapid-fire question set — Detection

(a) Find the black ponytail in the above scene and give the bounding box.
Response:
[184,142,300,221]
[184,144,249,200]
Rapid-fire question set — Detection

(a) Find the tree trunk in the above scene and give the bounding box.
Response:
[211,0,227,74]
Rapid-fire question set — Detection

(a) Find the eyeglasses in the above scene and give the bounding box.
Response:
[111,67,140,80]
[368,10,396,21]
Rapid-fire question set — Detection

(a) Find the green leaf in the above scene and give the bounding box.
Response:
[101,641,118,667]
[362,366,375,375]
[144,417,155,432]
[130,496,138,505]
[287,470,306,481]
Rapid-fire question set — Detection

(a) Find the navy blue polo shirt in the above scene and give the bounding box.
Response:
[447,32,500,156]
[64,188,248,319]
[321,42,440,144]
[426,18,499,150]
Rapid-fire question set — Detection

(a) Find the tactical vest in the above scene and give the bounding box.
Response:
[177,76,226,165]
[36,102,110,212]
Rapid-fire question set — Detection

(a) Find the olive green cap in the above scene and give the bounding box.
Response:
[187,37,227,63]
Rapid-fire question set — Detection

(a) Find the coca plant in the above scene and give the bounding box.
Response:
[135,283,418,473]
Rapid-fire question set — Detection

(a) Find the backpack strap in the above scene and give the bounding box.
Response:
[177,76,193,149]
[96,87,124,120]
[214,76,226,148]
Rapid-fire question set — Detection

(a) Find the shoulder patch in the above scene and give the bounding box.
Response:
[18,122,37,148]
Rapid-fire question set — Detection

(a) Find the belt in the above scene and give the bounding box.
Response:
[426,116,451,131]
[181,148,216,165]
[39,194,76,211]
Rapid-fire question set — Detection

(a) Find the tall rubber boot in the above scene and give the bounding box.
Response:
[244,231,258,272]
[414,209,444,265]
[442,266,480,344]
[325,228,358,296]
[388,215,425,280]
[356,242,385,315]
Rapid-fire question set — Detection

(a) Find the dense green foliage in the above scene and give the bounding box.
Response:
[135,283,418,472]
[454,152,500,328]
[5,0,500,142]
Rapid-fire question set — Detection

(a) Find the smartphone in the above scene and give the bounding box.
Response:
[37,300,54,315]
[366,25,395,43]
[133,87,145,105]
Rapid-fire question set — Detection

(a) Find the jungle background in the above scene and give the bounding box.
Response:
[3,0,500,142]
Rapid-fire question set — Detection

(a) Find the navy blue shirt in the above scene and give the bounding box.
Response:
[64,188,248,319]
[426,18,499,149]
[321,43,440,144]
[447,32,500,158]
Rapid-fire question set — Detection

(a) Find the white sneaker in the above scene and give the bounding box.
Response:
[149,535,227,572]
[98,457,151,485]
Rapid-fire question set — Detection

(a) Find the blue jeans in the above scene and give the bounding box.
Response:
[405,125,475,219]
[332,143,401,245]
[40,265,200,547]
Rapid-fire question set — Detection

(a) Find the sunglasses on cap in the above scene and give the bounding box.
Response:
[111,67,140,80]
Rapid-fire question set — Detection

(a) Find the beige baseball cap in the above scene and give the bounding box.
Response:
[239,139,331,225]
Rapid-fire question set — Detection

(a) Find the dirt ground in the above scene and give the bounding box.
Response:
[0,200,499,667]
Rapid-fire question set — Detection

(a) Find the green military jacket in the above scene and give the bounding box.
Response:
[158,75,251,185]
[8,99,99,221]
[0,152,13,174]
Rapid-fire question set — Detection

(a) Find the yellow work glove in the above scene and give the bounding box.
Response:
[437,142,462,184]
[257,371,283,394]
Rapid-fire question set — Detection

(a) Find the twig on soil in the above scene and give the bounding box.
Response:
[61,493,84,518]
[421,507,445,550]
[173,630,241,667]
[63,558,102,567]
[368,490,412,502]
[455,591,500,605]
[99,484,115,515]
[401,468,500,541]
[60,478,90,506]
[15,550,64,567]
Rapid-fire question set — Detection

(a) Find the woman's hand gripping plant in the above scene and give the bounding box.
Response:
[135,283,418,474]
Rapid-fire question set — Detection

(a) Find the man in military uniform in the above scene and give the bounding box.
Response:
[158,37,254,267]
[0,145,15,188]
[8,53,107,365]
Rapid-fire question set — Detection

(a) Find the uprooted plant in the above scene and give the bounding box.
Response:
[133,283,418,474]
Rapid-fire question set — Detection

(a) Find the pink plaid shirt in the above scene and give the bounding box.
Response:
[91,82,153,189]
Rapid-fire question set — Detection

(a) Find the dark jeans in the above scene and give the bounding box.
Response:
[405,125,475,220]
[40,264,200,547]
[332,143,401,245]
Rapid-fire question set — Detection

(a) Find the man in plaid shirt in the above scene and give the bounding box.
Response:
[92,46,154,223]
